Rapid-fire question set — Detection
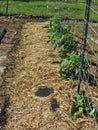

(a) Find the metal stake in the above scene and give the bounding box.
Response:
[77,0,91,93]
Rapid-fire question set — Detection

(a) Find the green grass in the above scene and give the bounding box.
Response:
[0,0,98,20]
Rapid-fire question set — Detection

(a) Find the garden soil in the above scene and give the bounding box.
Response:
[0,17,98,130]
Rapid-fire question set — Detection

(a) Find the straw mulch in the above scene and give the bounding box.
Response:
[4,21,95,130]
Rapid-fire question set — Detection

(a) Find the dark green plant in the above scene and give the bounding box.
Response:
[49,17,71,38]
[59,53,89,80]
[58,33,78,58]
[71,92,84,116]
[71,91,98,118]
[49,17,61,33]
[49,17,78,56]
[59,52,80,80]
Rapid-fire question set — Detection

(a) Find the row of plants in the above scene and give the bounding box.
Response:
[49,16,81,80]
[48,17,98,118]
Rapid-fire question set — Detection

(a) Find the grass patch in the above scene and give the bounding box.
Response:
[0,0,98,20]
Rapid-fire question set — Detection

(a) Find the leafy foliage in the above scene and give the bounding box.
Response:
[59,53,80,80]
[71,92,84,116]
[71,91,98,118]
[49,17,62,33]
[48,17,89,80]
[49,17,78,57]
[48,15,95,120]
[59,53,89,80]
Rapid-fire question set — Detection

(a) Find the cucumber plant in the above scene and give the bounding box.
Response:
[71,91,98,118]
[48,17,89,80]
[59,52,80,80]
[48,16,93,119]
[59,52,89,80]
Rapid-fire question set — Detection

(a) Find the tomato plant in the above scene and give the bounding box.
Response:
[48,17,78,56]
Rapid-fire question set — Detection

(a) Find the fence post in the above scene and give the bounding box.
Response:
[6,0,8,16]
[77,0,91,93]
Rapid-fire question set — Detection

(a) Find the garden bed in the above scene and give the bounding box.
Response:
[0,16,98,130]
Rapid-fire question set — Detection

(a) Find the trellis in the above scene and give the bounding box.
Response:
[78,0,98,129]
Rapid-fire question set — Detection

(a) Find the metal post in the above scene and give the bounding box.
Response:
[77,0,91,93]
[6,0,8,17]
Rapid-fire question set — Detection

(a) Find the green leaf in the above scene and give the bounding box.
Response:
[74,107,83,116]
[60,59,69,68]
[71,93,84,116]
[89,108,95,117]
[73,93,83,102]
[71,101,83,116]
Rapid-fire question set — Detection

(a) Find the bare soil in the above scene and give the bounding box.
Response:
[0,16,98,130]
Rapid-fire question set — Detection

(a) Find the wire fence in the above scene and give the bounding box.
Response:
[48,0,98,129]
[0,0,91,19]
[78,0,98,129]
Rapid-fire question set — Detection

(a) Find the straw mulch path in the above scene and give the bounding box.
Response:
[4,21,92,130]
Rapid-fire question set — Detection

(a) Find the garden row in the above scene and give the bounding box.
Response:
[48,17,88,80]
[48,17,98,118]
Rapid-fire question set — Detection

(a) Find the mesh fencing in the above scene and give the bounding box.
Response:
[48,0,98,129]
[0,0,88,18]
[77,0,98,129]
